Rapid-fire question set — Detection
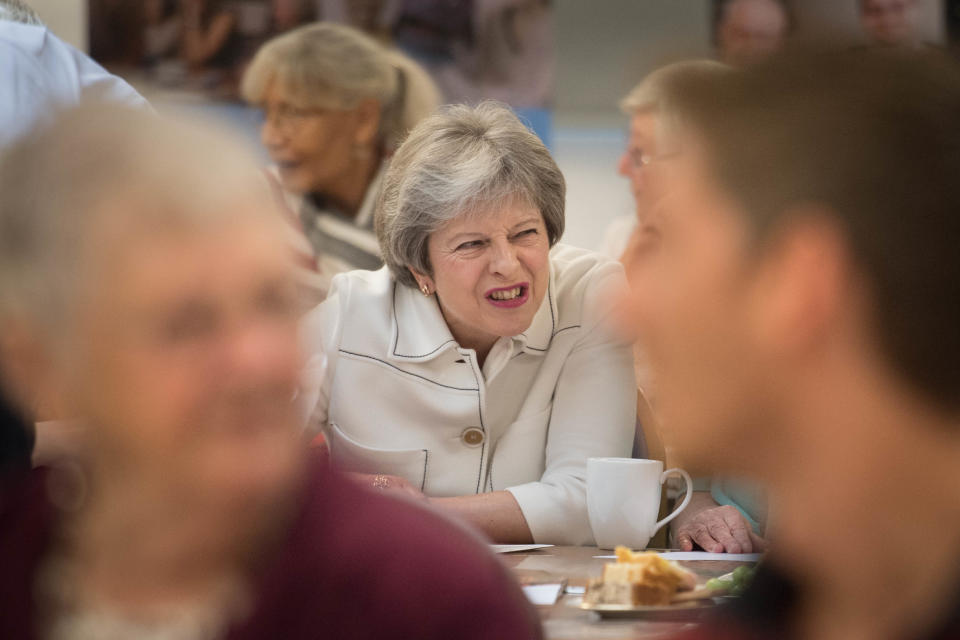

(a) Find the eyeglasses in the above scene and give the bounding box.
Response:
[259,103,332,134]
[628,149,682,170]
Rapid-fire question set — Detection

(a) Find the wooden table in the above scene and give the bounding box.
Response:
[499,546,751,640]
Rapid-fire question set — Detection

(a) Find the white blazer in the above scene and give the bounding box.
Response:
[301,244,637,544]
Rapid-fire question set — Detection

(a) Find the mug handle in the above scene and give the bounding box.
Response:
[652,468,693,535]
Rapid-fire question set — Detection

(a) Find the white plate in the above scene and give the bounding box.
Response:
[490,544,554,554]
[577,597,719,620]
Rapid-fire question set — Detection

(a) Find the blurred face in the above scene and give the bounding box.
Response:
[617,110,661,221]
[64,208,303,505]
[623,133,775,471]
[717,0,788,66]
[259,80,372,195]
[861,0,918,46]
[417,202,551,354]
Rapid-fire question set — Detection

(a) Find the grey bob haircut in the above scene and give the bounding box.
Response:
[375,101,565,288]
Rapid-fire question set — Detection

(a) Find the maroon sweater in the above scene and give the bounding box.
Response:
[0,461,543,640]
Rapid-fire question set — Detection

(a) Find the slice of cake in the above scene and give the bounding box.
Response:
[584,546,697,606]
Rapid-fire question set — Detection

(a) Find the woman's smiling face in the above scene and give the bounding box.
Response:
[414,201,551,355]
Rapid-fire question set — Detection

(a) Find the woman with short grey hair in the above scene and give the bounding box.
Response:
[302,102,637,545]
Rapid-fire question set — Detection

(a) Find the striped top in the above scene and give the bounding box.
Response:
[298,163,385,289]
[265,163,386,306]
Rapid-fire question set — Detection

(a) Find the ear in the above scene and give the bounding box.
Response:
[352,98,382,149]
[407,266,436,291]
[746,211,853,359]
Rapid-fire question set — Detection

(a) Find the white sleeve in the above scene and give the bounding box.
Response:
[298,274,347,437]
[0,40,51,148]
[506,264,637,545]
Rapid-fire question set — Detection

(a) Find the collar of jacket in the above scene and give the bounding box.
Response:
[388,266,558,364]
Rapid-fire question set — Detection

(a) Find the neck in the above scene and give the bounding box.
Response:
[768,363,960,640]
[316,148,380,218]
[435,301,498,368]
[60,455,300,613]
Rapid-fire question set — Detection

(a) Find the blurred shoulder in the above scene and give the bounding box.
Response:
[550,243,624,286]
[255,464,541,639]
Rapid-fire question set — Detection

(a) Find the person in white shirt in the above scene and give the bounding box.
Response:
[0,6,149,150]
[302,102,637,545]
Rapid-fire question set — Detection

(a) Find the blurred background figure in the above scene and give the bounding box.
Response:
[142,0,180,67]
[859,0,924,46]
[0,0,148,149]
[604,60,730,262]
[241,21,439,293]
[0,0,149,468]
[625,49,960,640]
[319,0,555,145]
[0,104,541,640]
[713,0,791,66]
[604,58,768,555]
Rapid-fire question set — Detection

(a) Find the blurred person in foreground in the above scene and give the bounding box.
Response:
[623,49,960,640]
[0,105,542,640]
[302,102,636,545]
[241,21,440,294]
[860,0,926,47]
[714,0,791,67]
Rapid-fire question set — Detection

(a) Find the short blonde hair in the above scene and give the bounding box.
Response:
[241,22,440,151]
[619,59,732,147]
[620,60,731,115]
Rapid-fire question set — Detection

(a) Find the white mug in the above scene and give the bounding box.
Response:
[587,457,693,550]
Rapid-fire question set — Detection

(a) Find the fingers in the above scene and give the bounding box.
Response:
[676,533,694,551]
[677,506,761,553]
[683,522,723,553]
[720,507,754,553]
[706,518,743,554]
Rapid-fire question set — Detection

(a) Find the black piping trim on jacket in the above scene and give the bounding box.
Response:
[523,324,581,352]
[518,281,556,351]
[421,449,429,491]
[338,350,478,392]
[463,352,487,495]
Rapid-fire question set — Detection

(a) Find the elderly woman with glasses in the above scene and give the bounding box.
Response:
[0,106,541,639]
[241,21,439,291]
[302,102,637,545]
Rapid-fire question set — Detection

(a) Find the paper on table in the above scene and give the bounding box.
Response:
[522,583,564,606]
[490,544,554,554]
[593,551,763,562]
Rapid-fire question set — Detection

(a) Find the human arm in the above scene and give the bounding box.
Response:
[671,491,767,553]
[179,0,236,68]
[506,262,637,545]
[430,490,533,543]
[347,473,535,542]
